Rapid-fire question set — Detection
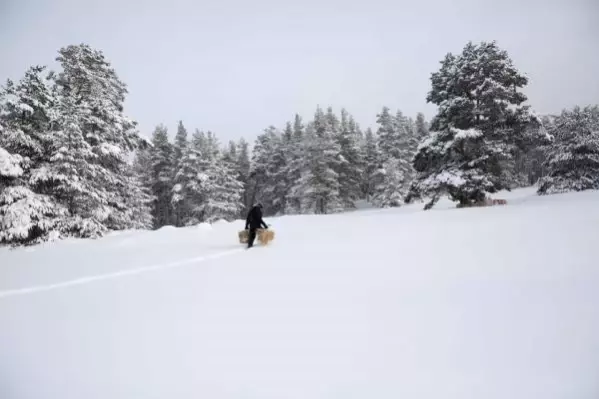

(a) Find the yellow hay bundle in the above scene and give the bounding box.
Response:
[257,228,275,245]
[237,229,275,245]
[238,229,249,244]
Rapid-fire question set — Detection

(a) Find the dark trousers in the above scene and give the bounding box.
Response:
[248,228,257,248]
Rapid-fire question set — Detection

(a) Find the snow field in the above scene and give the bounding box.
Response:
[1,188,598,399]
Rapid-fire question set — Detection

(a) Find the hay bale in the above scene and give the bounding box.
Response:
[257,228,275,245]
[238,229,275,245]
[238,229,249,244]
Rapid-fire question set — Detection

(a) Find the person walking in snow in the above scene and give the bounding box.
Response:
[245,203,268,248]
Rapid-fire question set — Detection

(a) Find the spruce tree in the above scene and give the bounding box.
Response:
[0,142,67,245]
[249,127,279,213]
[149,124,174,227]
[415,112,429,141]
[204,131,221,161]
[173,120,188,161]
[171,143,210,225]
[336,109,363,207]
[295,107,343,214]
[538,105,599,194]
[44,96,108,237]
[407,41,540,209]
[119,166,154,230]
[265,124,292,215]
[372,158,405,207]
[285,114,306,213]
[236,138,251,213]
[132,147,156,228]
[376,107,401,161]
[201,155,244,222]
[362,128,380,200]
[0,66,68,244]
[171,120,189,226]
[247,129,272,210]
[222,140,238,165]
[191,129,207,153]
[54,44,148,230]
[371,108,411,206]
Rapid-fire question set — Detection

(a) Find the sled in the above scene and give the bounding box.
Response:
[238,228,275,245]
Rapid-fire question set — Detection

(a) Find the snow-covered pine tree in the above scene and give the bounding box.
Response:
[406,112,430,195]
[133,145,153,193]
[0,146,24,182]
[520,115,552,185]
[407,41,541,209]
[264,123,291,215]
[371,108,411,206]
[394,110,414,191]
[0,66,69,245]
[376,107,401,162]
[201,153,244,223]
[132,145,156,229]
[119,164,154,230]
[538,105,599,194]
[0,145,67,245]
[248,127,279,213]
[149,124,174,227]
[335,109,363,207]
[0,66,57,164]
[171,142,210,225]
[173,120,188,161]
[191,129,207,153]
[398,113,423,193]
[415,112,429,142]
[236,138,251,214]
[371,159,407,207]
[285,114,306,214]
[295,107,343,214]
[362,127,380,200]
[171,120,189,226]
[222,140,238,165]
[348,114,364,141]
[40,95,110,237]
[54,44,148,231]
[204,131,221,162]
[325,107,340,135]
[372,158,405,207]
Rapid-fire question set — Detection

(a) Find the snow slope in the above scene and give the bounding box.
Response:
[1,188,599,399]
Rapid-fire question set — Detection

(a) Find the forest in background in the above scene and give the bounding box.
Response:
[1,41,598,245]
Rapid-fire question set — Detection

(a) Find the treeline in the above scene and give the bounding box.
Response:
[1,41,598,245]
[142,105,433,227]
[134,123,247,227]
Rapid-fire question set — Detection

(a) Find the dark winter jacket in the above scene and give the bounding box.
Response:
[245,205,268,230]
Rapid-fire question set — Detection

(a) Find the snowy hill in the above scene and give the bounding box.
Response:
[1,188,598,399]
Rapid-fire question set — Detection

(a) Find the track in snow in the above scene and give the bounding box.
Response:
[0,248,243,299]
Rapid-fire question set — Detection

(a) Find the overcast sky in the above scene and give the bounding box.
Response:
[1,0,598,142]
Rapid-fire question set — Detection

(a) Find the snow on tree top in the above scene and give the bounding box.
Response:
[139,136,153,147]
[17,103,34,113]
[0,146,24,178]
[453,127,482,140]
[432,170,467,186]
[99,143,123,157]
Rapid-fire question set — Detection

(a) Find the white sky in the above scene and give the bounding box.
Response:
[1,0,598,142]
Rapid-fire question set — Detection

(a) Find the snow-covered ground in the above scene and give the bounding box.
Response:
[1,188,598,399]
